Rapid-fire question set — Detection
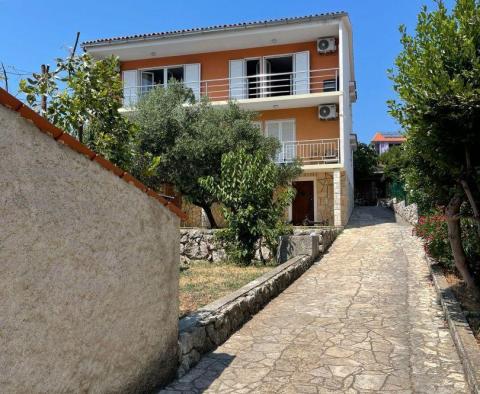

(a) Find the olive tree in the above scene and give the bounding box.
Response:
[132,84,279,228]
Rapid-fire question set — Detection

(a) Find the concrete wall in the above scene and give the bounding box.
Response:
[0,105,180,393]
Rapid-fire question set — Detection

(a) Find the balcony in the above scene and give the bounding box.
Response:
[122,68,340,109]
[275,138,340,166]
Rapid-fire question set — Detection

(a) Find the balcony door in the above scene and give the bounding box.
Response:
[228,51,310,99]
[263,55,293,97]
[265,119,296,162]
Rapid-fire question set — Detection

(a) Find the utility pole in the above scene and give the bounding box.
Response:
[1,63,8,92]
[40,64,49,115]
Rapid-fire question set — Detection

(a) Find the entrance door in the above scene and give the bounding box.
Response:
[292,181,314,225]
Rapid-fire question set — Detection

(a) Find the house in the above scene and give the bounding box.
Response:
[82,12,357,226]
[371,132,406,155]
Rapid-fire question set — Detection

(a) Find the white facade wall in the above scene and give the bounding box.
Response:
[339,19,355,220]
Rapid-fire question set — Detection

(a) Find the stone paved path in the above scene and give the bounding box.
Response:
[162,207,468,393]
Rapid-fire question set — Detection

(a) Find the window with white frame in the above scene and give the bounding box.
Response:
[140,66,184,91]
[265,119,296,162]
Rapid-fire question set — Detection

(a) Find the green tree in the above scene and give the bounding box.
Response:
[378,145,407,183]
[353,143,378,180]
[132,84,279,228]
[20,54,136,170]
[389,0,480,288]
[200,148,300,265]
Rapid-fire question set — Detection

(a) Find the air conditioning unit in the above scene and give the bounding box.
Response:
[317,37,337,54]
[318,104,337,120]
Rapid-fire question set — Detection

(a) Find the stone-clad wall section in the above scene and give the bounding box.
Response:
[380,198,419,225]
[180,227,340,263]
[0,105,180,393]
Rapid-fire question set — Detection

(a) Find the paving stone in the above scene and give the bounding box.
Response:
[160,207,467,393]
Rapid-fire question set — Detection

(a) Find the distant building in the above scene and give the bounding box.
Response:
[371,132,406,155]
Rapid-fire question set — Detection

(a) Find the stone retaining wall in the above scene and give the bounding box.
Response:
[176,254,317,378]
[392,199,419,225]
[379,198,419,225]
[180,227,340,263]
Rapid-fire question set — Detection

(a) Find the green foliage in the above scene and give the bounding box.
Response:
[132,84,281,227]
[200,149,300,265]
[388,0,480,206]
[19,54,136,170]
[353,143,378,180]
[415,211,480,273]
[389,0,480,284]
[378,145,407,183]
[414,213,454,268]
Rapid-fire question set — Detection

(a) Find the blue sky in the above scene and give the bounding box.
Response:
[1,0,454,143]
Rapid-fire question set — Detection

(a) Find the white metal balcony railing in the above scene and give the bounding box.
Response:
[123,68,339,106]
[275,138,340,165]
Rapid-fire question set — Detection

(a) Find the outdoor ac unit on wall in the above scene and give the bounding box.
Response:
[318,104,338,120]
[317,37,337,54]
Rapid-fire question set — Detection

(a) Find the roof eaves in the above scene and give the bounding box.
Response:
[0,88,186,221]
[81,12,347,49]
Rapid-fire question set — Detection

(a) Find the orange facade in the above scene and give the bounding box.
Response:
[121,41,340,143]
[121,41,338,80]
[258,107,339,141]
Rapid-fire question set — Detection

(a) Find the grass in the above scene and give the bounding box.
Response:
[179,260,273,318]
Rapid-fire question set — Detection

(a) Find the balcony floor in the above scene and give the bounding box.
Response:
[210,91,341,111]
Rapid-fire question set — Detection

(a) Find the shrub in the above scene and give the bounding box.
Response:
[414,212,480,277]
[200,149,299,265]
[414,213,453,268]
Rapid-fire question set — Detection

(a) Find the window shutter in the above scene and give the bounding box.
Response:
[281,120,296,161]
[229,60,246,100]
[122,70,138,107]
[265,121,282,162]
[184,64,201,100]
[293,51,310,95]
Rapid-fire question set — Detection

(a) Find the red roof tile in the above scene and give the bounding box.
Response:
[371,132,406,143]
[0,88,186,221]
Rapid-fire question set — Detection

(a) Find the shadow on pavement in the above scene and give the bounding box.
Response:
[160,353,235,393]
[347,206,399,229]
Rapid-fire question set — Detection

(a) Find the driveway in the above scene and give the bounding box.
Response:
[162,207,467,393]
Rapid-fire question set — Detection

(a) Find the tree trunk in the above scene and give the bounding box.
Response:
[445,195,477,289]
[460,179,480,239]
[203,205,218,229]
[461,145,480,238]
[78,123,84,144]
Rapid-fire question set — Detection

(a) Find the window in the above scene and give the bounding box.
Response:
[265,119,296,162]
[323,79,338,92]
[140,66,184,89]
[246,59,261,98]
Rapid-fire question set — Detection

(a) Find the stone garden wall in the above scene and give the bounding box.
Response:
[379,198,419,225]
[180,227,340,263]
[392,199,419,225]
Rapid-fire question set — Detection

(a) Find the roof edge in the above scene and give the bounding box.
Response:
[0,88,186,221]
[82,12,347,49]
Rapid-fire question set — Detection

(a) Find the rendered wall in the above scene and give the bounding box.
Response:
[0,105,180,393]
[121,41,339,88]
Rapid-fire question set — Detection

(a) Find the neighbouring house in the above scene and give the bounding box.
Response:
[371,132,406,155]
[83,12,358,226]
